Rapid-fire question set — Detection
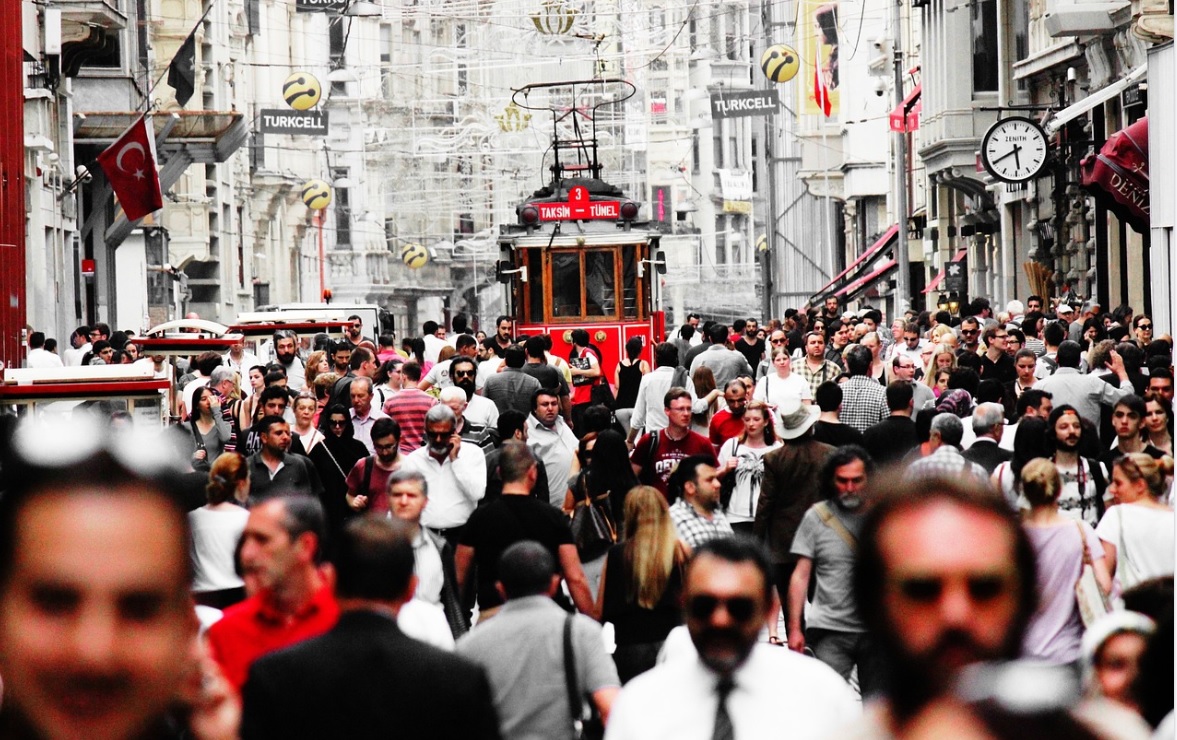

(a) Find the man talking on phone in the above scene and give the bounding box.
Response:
[400,404,487,550]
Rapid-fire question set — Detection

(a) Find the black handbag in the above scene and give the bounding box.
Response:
[563,614,605,740]
[569,472,616,562]
[590,381,616,409]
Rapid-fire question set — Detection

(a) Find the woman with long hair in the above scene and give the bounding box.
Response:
[923,344,957,389]
[993,416,1051,509]
[613,337,649,434]
[189,452,250,609]
[565,429,639,537]
[239,364,266,432]
[372,360,404,408]
[716,401,781,534]
[690,365,718,436]
[1019,458,1113,665]
[292,392,325,453]
[187,385,232,472]
[307,403,370,537]
[752,347,812,436]
[1097,453,1176,592]
[596,485,688,683]
[1142,393,1173,455]
[409,337,432,374]
[304,350,330,389]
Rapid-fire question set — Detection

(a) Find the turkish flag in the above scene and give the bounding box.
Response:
[813,61,831,117]
[96,114,164,221]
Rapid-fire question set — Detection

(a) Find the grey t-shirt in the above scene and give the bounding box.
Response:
[458,595,619,740]
[790,503,866,632]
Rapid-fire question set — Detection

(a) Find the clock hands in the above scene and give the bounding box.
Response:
[991,143,1022,166]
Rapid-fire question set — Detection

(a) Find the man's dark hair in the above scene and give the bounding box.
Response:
[530,386,560,411]
[196,351,223,377]
[371,417,401,443]
[401,362,423,383]
[679,325,695,341]
[422,320,439,335]
[707,323,728,344]
[733,319,747,334]
[976,379,1005,405]
[569,329,589,348]
[853,475,1038,679]
[449,356,477,378]
[1115,342,1144,374]
[1149,367,1173,384]
[482,337,504,358]
[1042,321,1067,347]
[688,312,702,321]
[257,414,289,437]
[263,370,287,387]
[844,345,872,376]
[1015,389,1051,419]
[663,387,691,409]
[258,385,291,409]
[378,334,395,348]
[495,315,511,329]
[504,344,526,369]
[960,316,980,331]
[1055,340,1082,368]
[498,541,557,599]
[666,454,718,502]
[689,536,773,604]
[815,381,843,412]
[821,445,875,500]
[74,325,92,340]
[933,310,952,327]
[499,440,536,485]
[28,332,45,350]
[496,409,527,440]
[823,293,839,307]
[1113,394,1148,421]
[654,342,679,368]
[1045,404,1083,453]
[334,517,415,601]
[455,334,477,352]
[92,322,111,338]
[516,336,542,361]
[44,339,57,354]
[275,495,327,565]
[348,347,373,371]
[947,367,980,396]
[451,313,469,334]
[863,309,882,325]
[885,381,914,412]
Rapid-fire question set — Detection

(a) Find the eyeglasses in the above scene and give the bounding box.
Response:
[328,419,348,427]
[994,334,1008,340]
[373,441,398,452]
[452,370,476,378]
[686,595,758,623]
[961,328,979,335]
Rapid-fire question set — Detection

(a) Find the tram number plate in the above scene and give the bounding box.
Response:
[536,185,620,221]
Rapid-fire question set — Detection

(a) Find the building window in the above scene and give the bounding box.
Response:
[972,0,998,92]
[331,167,351,248]
[329,20,346,94]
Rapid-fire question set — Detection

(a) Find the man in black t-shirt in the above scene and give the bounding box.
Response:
[811,381,865,448]
[455,441,595,619]
[734,317,766,369]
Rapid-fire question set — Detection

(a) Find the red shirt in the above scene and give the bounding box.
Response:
[709,409,746,447]
[206,583,339,691]
[630,429,715,499]
[383,388,436,454]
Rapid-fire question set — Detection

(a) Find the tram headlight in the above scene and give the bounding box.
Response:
[520,205,540,225]
[620,201,639,221]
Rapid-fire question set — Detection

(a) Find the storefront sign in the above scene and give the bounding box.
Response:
[710,89,780,119]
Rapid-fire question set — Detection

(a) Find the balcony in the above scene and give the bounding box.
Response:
[54,0,126,30]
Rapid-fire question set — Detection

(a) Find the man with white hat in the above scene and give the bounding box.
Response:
[754,395,834,616]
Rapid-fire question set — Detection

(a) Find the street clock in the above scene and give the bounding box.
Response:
[980,116,1049,183]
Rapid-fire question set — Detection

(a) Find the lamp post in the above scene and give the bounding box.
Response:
[891,0,910,315]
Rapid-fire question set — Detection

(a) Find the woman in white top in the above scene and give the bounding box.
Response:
[716,401,782,534]
[753,347,812,437]
[189,452,251,609]
[1097,452,1176,592]
[292,392,325,453]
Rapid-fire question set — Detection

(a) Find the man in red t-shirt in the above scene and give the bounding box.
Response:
[631,387,715,499]
[206,496,339,692]
[708,379,748,447]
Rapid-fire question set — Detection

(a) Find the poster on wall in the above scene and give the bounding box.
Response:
[800,0,840,118]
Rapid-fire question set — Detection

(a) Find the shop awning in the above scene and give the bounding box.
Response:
[889,85,921,133]
[1081,116,1149,234]
[1045,66,1146,134]
[922,247,969,294]
[838,258,897,299]
[807,223,898,304]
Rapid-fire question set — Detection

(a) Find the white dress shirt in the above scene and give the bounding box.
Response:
[350,405,389,454]
[26,348,63,369]
[401,443,487,529]
[525,414,579,506]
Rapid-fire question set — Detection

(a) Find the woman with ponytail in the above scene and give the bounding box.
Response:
[189,452,250,609]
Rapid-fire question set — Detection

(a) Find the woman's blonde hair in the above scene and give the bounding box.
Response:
[623,485,680,609]
[1020,457,1061,507]
[924,343,957,388]
[1114,452,1176,500]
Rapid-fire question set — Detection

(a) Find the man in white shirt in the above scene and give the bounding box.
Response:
[62,326,91,367]
[525,387,579,507]
[223,339,260,390]
[421,320,447,364]
[400,405,487,548]
[419,334,479,391]
[25,332,63,369]
[607,537,858,739]
[349,376,389,454]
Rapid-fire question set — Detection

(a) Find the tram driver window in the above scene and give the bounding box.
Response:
[551,253,583,317]
[583,251,615,316]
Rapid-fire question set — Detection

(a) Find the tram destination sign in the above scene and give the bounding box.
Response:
[710,89,780,119]
[535,185,621,221]
[259,109,329,136]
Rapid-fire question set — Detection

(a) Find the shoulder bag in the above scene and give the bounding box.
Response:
[569,471,616,562]
[1074,521,1111,627]
[563,614,605,740]
[814,502,858,552]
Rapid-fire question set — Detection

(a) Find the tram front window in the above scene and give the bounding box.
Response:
[584,252,615,316]
[551,253,582,317]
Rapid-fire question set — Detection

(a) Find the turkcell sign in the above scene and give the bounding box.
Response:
[259,109,329,136]
[296,0,347,11]
[710,89,780,119]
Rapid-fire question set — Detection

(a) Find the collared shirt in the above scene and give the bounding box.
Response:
[630,366,710,434]
[669,498,734,549]
[607,642,858,740]
[483,367,541,417]
[526,414,578,506]
[206,583,339,691]
[903,445,989,484]
[412,528,446,606]
[246,452,320,500]
[838,376,890,432]
[797,358,844,397]
[1033,367,1132,433]
[400,443,487,529]
[223,350,260,390]
[350,404,389,454]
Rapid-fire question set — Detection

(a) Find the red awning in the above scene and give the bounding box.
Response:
[889,85,921,133]
[1081,116,1148,234]
[922,247,969,294]
[809,224,898,302]
[838,259,897,299]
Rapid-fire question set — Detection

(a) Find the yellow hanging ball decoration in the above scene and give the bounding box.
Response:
[760,45,800,84]
[301,180,332,211]
[401,243,430,269]
[283,72,322,111]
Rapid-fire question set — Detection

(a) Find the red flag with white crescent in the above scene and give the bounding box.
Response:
[813,60,832,117]
[96,114,164,221]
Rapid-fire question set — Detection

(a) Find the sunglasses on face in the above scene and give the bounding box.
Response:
[452,370,476,378]
[328,419,348,427]
[687,595,758,623]
[770,338,786,345]
[1138,324,1153,330]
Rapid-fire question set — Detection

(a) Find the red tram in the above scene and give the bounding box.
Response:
[495,79,666,379]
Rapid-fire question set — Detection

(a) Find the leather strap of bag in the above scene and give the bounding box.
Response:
[814,502,857,553]
[563,614,585,734]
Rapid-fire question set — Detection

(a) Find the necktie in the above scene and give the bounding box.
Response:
[712,676,735,740]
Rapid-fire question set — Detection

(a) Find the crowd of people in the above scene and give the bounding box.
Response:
[0,295,1172,740]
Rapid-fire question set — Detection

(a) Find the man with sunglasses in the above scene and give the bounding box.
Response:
[956,317,982,357]
[847,476,1038,737]
[607,537,857,739]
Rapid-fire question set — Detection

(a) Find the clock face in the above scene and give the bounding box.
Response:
[981,117,1049,183]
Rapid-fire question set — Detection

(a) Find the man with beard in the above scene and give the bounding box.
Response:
[668,455,733,548]
[344,417,403,516]
[787,446,884,696]
[419,334,479,391]
[246,416,324,501]
[848,476,1038,737]
[607,537,857,739]
[1045,405,1108,526]
[272,329,306,391]
[708,379,749,447]
[733,317,766,369]
[400,405,487,549]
